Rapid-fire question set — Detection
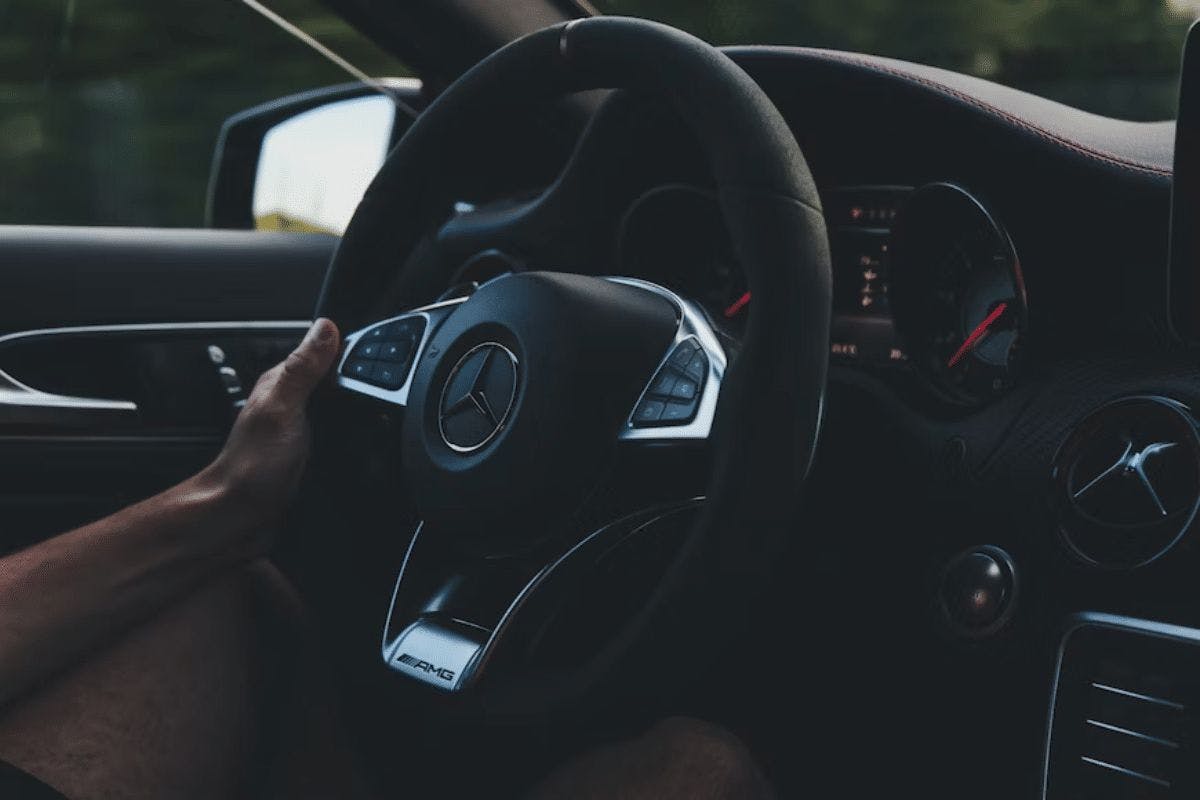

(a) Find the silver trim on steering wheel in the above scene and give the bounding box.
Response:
[609,278,727,442]
[335,278,726,444]
[335,296,468,406]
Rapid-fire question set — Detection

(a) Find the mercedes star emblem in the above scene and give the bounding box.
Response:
[437,343,519,453]
[1074,440,1177,517]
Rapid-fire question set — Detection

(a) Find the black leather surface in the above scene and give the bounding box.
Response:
[578,46,1175,349]
[729,47,1174,178]
[0,226,333,335]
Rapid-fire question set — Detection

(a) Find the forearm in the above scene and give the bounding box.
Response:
[0,466,259,708]
[0,317,339,709]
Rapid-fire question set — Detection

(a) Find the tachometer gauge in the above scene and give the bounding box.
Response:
[890,183,1027,405]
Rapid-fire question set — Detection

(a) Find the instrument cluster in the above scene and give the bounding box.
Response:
[617,182,1028,409]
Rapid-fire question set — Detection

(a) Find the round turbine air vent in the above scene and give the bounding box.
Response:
[1051,396,1200,568]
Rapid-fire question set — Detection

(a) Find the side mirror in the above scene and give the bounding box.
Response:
[206,80,420,234]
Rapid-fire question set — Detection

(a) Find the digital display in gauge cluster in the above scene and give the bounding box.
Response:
[826,186,911,363]
[828,183,1027,406]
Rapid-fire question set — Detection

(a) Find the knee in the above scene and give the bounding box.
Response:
[168,559,308,671]
[639,717,773,799]
[190,559,304,629]
[644,715,741,745]
[235,558,308,635]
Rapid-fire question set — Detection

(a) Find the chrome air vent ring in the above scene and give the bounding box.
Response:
[1051,396,1200,568]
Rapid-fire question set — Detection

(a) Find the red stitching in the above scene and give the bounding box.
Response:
[778,48,1172,178]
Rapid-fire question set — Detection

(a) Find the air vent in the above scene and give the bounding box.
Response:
[1051,396,1200,568]
[1045,618,1200,798]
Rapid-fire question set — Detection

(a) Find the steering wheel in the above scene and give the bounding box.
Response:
[315,16,831,717]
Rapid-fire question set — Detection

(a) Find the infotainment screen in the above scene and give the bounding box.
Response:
[1171,21,1200,340]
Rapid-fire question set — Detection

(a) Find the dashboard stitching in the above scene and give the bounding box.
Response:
[815,51,1172,177]
[746,48,1172,179]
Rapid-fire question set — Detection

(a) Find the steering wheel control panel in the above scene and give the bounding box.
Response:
[341,316,426,390]
[630,337,709,427]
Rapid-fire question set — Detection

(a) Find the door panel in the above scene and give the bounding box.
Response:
[0,226,332,333]
[0,225,336,553]
[0,323,308,434]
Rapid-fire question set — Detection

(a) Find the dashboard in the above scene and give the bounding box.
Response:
[432,39,1195,799]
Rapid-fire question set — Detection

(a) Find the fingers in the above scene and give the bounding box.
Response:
[274,318,341,402]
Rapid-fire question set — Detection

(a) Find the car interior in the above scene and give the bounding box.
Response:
[5,0,1200,797]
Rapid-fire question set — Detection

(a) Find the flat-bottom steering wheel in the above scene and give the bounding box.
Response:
[316,16,831,717]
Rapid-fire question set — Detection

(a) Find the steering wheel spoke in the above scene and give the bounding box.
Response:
[381,503,701,693]
[611,279,727,442]
[335,297,468,406]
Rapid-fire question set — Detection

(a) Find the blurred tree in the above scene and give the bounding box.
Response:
[0,0,1193,228]
[0,0,404,227]
[597,0,1194,119]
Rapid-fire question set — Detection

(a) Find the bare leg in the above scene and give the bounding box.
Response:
[529,717,776,800]
[0,560,370,800]
[0,557,770,800]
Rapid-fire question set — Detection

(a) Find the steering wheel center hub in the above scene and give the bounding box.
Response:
[437,342,520,453]
[401,271,678,540]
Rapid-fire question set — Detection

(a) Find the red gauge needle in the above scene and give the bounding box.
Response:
[947,301,1009,368]
[724,291,751,318]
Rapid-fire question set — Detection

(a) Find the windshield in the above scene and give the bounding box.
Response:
[594,0,1196,121]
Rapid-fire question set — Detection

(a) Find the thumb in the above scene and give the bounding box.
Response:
[275,318,341,401]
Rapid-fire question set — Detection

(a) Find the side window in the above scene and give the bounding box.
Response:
[253,95,396,235]
[0,0,406,229]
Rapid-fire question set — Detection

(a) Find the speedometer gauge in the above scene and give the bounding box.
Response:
[890,183,1027,405]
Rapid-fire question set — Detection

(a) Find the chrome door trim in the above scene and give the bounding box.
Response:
[0,320,312,347]
[0,320,311,427]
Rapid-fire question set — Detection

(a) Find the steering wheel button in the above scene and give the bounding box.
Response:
[386,317,426,339]
[661,400,697,424]
[354,341,381,359]
[376,364,406,389]
[365,326,387,340]
[648,371,676,397]
[669,339,699,367]
[345,360,377,381]
[634,399,665,425]
[684,352,708,382]
[670,378,698,400]
[379,341,410,362]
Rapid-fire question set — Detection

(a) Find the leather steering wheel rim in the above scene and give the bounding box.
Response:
[316,16,832,717]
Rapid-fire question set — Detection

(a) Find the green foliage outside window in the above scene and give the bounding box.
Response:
[0,1,1194,228]
[597,0,1196,121]
[0,0,402,228]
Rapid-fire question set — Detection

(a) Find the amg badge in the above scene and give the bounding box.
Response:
[395,653,456,682]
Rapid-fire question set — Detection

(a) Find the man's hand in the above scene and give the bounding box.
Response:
[201,318,341,548]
